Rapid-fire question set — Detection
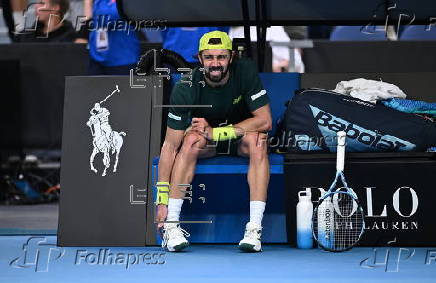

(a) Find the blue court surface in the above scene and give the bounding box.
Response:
[1,236,436,283]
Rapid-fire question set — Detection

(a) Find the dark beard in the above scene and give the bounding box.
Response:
[205,66,229,83]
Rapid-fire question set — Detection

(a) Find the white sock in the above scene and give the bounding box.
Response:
[250,201,266,226]
[167,198,184,222]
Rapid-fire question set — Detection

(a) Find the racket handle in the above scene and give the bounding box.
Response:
[336,131,346,171]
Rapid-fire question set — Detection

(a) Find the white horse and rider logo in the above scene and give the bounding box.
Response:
[86,85,126,176]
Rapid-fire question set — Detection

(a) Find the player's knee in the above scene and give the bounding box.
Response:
[183,132,205,146]
[245,132,268,158]
[180,133,205,156]
[245,132,267,148]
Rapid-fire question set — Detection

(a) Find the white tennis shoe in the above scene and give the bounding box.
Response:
[162,223,190,252]
[238,221,262,252]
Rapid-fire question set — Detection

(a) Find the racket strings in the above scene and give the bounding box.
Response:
[313,190,364,252]
[334,193,363,250]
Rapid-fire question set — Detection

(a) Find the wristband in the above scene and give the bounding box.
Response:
[212,125,237,141]
[155,181,170,205]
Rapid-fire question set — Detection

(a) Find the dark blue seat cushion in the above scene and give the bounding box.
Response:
[152,153,284,174]
[153,153,283,165]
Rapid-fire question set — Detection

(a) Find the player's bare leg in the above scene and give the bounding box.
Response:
[171,130,216,197]
[238,132,269,201]
[237,132,269,252]
[162,130,216,252]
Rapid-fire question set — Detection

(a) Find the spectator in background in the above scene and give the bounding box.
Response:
[283,26,308,73]
[161,27,229,65]
[15,0,77,42]
[228,26,306,73]
[77,0,140,75]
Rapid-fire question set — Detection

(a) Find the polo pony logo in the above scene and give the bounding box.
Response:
[86,85,126,176]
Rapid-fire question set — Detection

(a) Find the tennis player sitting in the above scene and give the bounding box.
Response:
[156,31,272,252]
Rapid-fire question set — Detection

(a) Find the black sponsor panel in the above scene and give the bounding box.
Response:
[285,152,436,246]
[58,76,162,246]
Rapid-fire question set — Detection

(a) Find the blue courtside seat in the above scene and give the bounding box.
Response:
[400,25,436,40]
[153,72,300,243]
[330,26,387,41]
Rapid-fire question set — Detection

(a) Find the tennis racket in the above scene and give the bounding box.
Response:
[312,131,365,252]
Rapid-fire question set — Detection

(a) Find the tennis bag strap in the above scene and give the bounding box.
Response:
[284,89,436,152]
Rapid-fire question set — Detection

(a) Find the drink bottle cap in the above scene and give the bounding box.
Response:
[298,191,311,201]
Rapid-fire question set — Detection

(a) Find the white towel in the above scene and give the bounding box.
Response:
[333,78,407,103]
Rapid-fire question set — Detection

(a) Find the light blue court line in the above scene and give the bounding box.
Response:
[1,236,436,283]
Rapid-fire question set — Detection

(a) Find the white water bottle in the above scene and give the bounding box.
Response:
[296,188,313,249]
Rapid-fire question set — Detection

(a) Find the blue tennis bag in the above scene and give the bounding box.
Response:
[283,89,436,152]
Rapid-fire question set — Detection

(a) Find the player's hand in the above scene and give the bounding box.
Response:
[156,204,168,229]
[191,118,212,139]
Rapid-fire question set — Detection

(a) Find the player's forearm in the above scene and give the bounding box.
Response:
[234,116,272,135]
[157,142,178,182]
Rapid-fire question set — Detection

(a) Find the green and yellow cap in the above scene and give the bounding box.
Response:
[199,31,232,52]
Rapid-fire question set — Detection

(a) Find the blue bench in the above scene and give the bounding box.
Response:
[152,73,300,243]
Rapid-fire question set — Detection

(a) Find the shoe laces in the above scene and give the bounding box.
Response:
[162,224,190,248]
[244,225,262,240]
